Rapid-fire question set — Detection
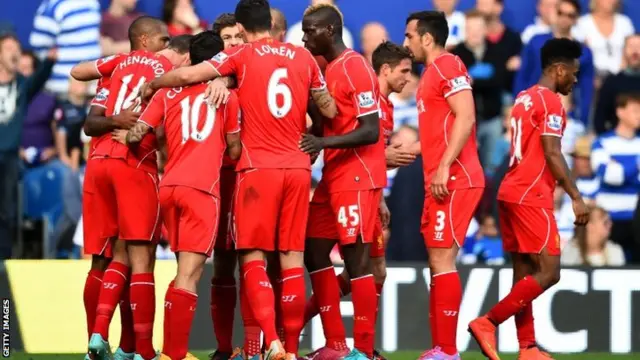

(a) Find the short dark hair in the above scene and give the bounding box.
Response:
[465,9,486,20]
[304,4,344,37]
[406,11,449,48]
[616,92,640,109]
[128,16,165,48]
[560,0,581,13]
[540,38,582,70]
[212,13,236,35]
[189,31,224,65]
[168,34,193,54]
[372,41,412,75]
[235,0,272,33]
[271,8,288,35]
[0,33,19,48]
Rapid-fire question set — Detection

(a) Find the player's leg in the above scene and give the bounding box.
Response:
[302,269,350,326]
[421,188,483,359]
[512,254,537,351]
[235,169,284,359]
[304,183,349,356]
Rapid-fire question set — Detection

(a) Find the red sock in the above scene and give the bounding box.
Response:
[165,287,198,360]
[210,277,237,353]
[94,262,129,340]
[163,280,175,356]
[270,273,284,342]
[373,282,384,327]
[309,267,347,351]
[487,276,544,325]
[432,271,462,355]
[241,260,279,345]
[130,273,156,360]
[351,275,376,358]
[240,277,262,357]
[118,281,136,353]
[515,303,536,349]
[303,274,350,326]
[83,269,103,341]
[429,280,437,347]
[280,267,305,355]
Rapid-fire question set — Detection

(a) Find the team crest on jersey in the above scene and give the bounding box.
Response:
[357,91,375,108]
[449,76,470,92]
[547,114,563,130]
[211,52,228,64]
[95,88,109,102]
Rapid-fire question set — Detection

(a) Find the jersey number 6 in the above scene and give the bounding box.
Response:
[268,68,293,118]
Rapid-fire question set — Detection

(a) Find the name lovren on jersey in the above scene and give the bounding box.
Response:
[254,45,296,60]
[117,55,166,76]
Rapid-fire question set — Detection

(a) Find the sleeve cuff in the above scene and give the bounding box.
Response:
[444,85,472,98]
[357,108,380,118]
[541,133,562,138]
[137,119,156,129]
[204,61,222,76]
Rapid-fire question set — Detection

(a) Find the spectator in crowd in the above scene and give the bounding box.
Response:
[594,34,640,134]
[521,0,558,44]
[471,215,505,265]
[576,0,635,78]
[270,8,287,42]
[562,205,626,266]
[163,0,206,37]
[452,10,505,169]
[515,0,594,126]
[433,0,465,48]
[29,0,100,95]
[559,94,586,166]
[384,125,419,197]
[389,73,419,129]
[555,187,576,246]
[211,13,244,48]
[485,105,511,178]
[591,93,640,262]
[360,22,388,63]
[101,0,141,56]
[0,34,55,259]
[286,0,354,47]
[572,136,600,202]
[476,0,522,93]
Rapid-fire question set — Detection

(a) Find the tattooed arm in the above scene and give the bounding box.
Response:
[125,122,152,145]
[310,87,337,119]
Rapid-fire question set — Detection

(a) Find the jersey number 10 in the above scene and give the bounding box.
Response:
[509,117,523,166]
[180,93,216,143]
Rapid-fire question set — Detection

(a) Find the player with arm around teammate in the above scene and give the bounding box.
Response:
[123,31,242,360]
[403,11,485,360]
[468,38,589,360]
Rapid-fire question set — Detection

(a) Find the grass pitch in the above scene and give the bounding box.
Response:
[5,352,640,360]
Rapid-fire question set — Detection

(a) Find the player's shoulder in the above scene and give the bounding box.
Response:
[434,53,465,70]
[536,86,563,108]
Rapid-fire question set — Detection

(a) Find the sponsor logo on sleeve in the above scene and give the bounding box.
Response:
[95,88,109,102]
[357,91,375,108]
[449,76,470,92]
[211,52,229,64]
[97,55,116,66]
[547,114,563,131]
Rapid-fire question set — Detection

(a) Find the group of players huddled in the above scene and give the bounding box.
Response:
[70,0,589,360]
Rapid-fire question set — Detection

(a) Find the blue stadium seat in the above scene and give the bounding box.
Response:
[22,163,65,238]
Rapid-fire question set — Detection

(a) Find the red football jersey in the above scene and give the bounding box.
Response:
[379,93,394,145]
[93,50,174,173]
[205,38,325,171]
[321,49,386,192]
[498,85,567,209]
[88,76,112,155]
[138,85,241,197]
[416,53,484,190]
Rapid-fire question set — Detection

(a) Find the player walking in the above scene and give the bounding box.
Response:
[403,11,485,360]
[301,40,415,360]
[123,31,242,360]
[468,38,589,360]
[141,1,336,359]
[299,4,386,360]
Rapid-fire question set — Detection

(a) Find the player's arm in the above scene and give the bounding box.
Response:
[146,62,219,97]
[70,61,102,81]
[226,132,242,160]
[125,122,152,145]
[439,90,476,169]
[84,106,140,137]
[310,88,337,119]
[307,101,324,137]
[127,91,165,145]
[299,112,379,153]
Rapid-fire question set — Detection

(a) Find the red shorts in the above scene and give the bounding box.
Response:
[215,167,237,251]
[421,188,483,248]
[498,201,560,255]
[160,185,220,256]
[307,181,382,246]
[233,168,310,252]
[370,215,385,258]
[82,160,112,257]
[93,158,161,241]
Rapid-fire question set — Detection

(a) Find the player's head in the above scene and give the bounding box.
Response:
[270,7,288,42]
[189,31,225,65]
[234,0,272,35]
[404,11,448,63]
[301,3,344,56]
[372,41,413,94]
[540,37,582,95]
[160,34,192,67]
[615,93,640,130]
[212,13,245,49]
[128,16,170,52]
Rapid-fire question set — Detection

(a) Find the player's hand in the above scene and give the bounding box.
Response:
[379,197,391,229]
[299,133,324,154]
[572,197,590,225]
[112,100,141,129]
[139,82,155,102]
[204,78,230,108]
[385,142,416,168]
[111,129,128,145]
[430,164,450,202]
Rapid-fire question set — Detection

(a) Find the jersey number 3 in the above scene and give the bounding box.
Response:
[268,68,292,118]
[180,93,216,143]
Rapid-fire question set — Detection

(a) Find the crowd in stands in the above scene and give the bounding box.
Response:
[0,0,639,267]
